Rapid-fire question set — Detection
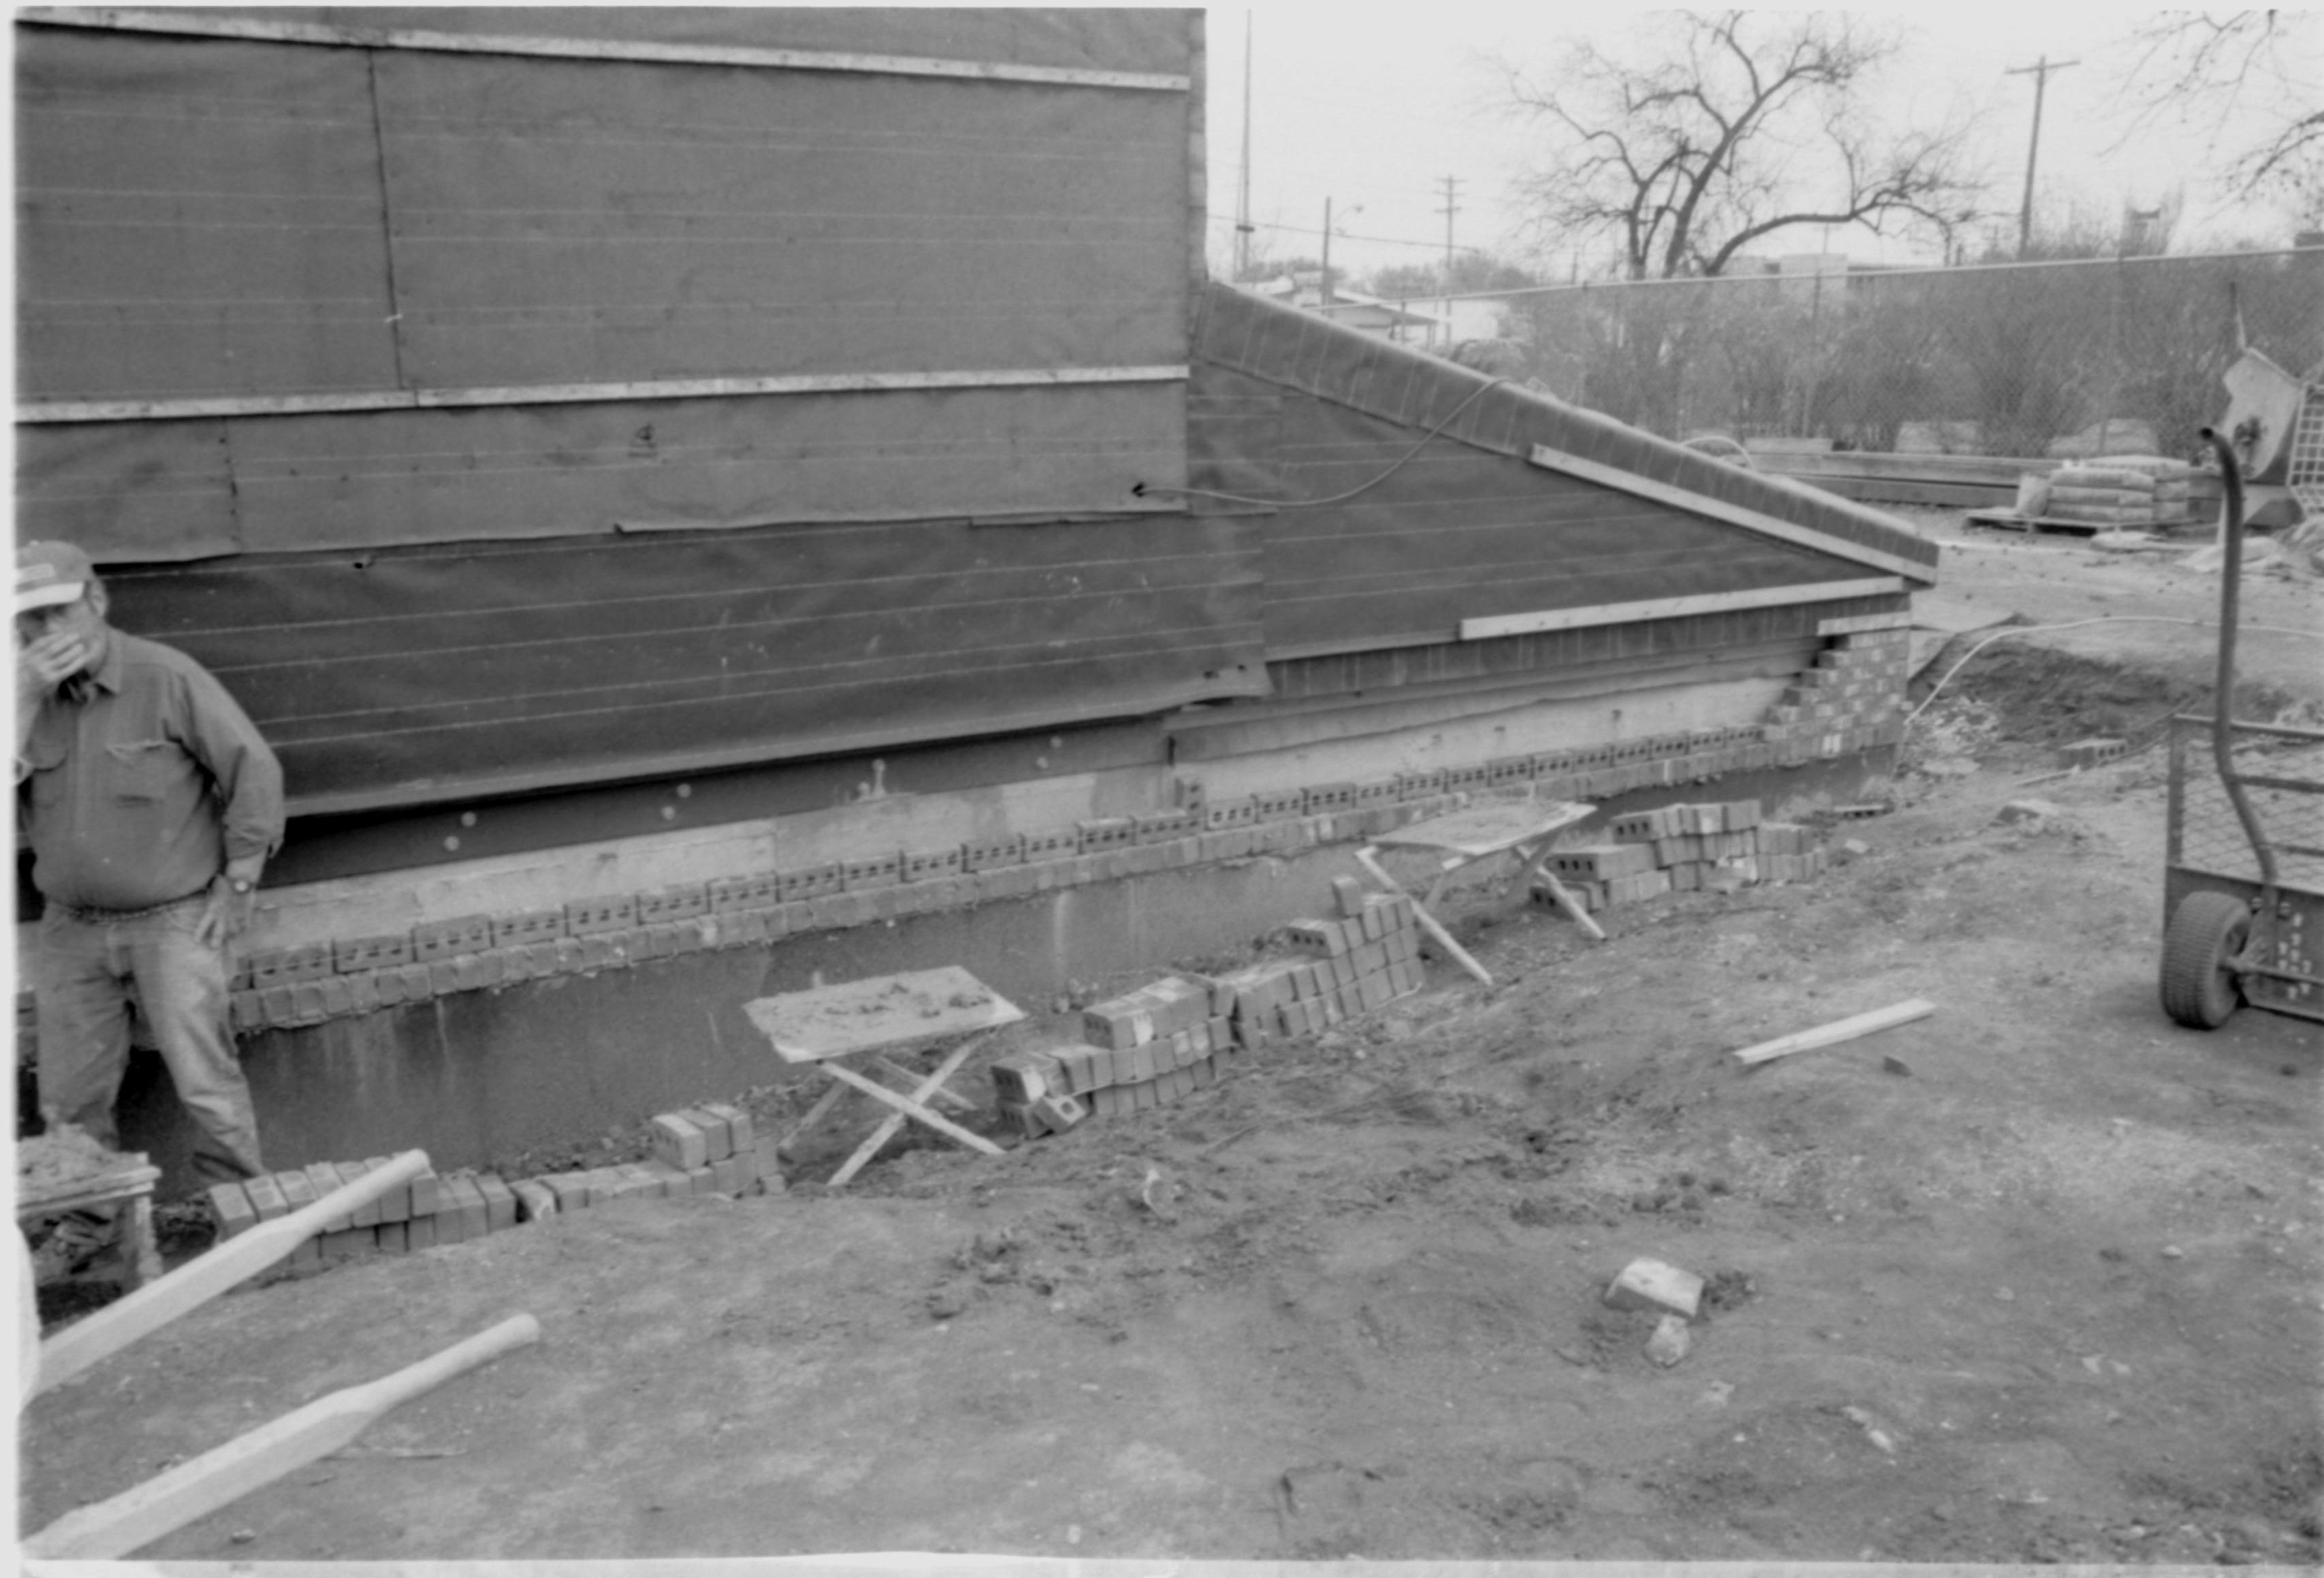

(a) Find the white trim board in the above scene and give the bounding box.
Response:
[18,366,1192,426]
[16,10,1193,91]
[1460,578,1909,641]
[1527,444,1938,583]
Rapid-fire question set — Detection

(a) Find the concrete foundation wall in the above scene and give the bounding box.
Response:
[110,749,1890,1196]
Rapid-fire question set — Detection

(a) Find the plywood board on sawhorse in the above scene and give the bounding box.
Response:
[744,967,1026,1187]
[1360,799,1602,984]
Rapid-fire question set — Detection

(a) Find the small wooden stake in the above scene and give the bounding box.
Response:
[24,1313,540,1559]
[1732,999,1936,1067]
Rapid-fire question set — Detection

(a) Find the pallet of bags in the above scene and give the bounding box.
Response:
[2046,464,2156,528]
[2088,454,2197,523]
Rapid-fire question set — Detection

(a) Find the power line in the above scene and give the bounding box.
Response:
[1216,215,1485,255]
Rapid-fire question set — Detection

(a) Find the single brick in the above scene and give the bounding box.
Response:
[274,1170,322,1266]
[650,1112,710,1171]
[375,1221,409,1253]
[700,1101,754,1159]
[303,1162,351,1231]
[409,1170,441,1219]
[366,1157,411,1223]
[678,1107,735,1162]
[541,1174,594,1213]
[1604,1257,1704,1317]
[712,1154,750,1195]
[451,1175,491,1239]
[475,1173,518,1230]
[208,1181,258,1240]
[641,1159,693,1197]
[406,1211,439,1251]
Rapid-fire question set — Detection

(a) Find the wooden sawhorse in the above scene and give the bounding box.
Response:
[744,966,1026,1188]
[18,1151,166,1291]
[1356,798,1602,986]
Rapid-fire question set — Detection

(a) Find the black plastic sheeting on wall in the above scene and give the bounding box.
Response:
[21,386,1191,562]
[1188,283,1940,656]
[101,515,1267,816]
[1192,362,1881,656]
[16,22,1192,404]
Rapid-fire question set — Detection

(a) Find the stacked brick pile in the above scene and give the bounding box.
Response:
[986,882,1427,1140]
[1541,799,1827,913]
[520,1103,778,1217]
[206,1101,780,1273]
[208,1158,520,1270]
[1218,887,1426,1048]
[1757,619,1910,764]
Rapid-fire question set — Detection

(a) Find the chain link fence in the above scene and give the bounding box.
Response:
[1481,249,2324,460]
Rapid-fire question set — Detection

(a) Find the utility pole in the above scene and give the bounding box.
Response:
[1437,175,1461,282]
[1321,197,1334,306]
[2005,54,2078,257]
[1234,12,1254,280]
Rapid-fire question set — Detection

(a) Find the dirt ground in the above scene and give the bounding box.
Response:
[18,511,2324,1563]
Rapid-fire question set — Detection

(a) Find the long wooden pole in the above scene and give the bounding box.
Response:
[35,1151,432,1395]
[1732,999,1935,1067]
[23,1313,541,1560]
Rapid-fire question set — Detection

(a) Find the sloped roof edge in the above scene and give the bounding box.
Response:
[1193,280,1939,584]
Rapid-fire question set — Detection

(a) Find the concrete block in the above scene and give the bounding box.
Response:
[1604,1257,1703,1318]
[405,1211,439,1250]
[334,932,414,973]
[373,1221,409,1253]
[242,1172,289,1222]
[712,1154,750,1194]
[700,1101,754,1158]
[650,1112,709,1169]
[1033,1091,1089,1131]
[754,1133,784,1189]
[476,1173,518,1230]
[208,1181,258,1240]
[1548,844,1656,881]
[639,1159,692,1197]
[447,1175,490,1240]
[677,1107,734,1162]
[409,1170,441,1218]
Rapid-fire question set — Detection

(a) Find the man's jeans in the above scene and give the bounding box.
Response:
[35,895,265,1185]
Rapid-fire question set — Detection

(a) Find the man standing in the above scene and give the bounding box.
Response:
[16,541,283,1278]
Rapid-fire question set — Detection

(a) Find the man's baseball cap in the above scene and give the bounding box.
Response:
[16,541,94,615]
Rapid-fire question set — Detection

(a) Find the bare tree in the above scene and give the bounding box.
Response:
[1497,12,1988,278]
[2118,11,2323,220]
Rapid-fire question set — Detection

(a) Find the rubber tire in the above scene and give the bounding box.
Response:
[2159,889,2251,1029]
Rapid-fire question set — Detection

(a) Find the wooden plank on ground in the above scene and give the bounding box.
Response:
[23,1313,541,1559]
[1732,999,1936,1067]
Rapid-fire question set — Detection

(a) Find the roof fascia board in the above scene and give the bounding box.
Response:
[1460,575,1909,641]
[1528,444,1935,583]
[20,366,1192,425]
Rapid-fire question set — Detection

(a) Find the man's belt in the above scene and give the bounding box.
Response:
[47,890,209,924]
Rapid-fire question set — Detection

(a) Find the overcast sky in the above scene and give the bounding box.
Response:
[1202,5,2322,286]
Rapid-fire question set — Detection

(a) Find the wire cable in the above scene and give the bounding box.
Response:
[1905,614,2323,728]
[1136,376,1508,509]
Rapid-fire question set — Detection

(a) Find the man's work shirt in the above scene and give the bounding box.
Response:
[17,631,285,912]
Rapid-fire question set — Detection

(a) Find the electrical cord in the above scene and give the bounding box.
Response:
[1134,376,1508,509]
[1905,615,2323,728]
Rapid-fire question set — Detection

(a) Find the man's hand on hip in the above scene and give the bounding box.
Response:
[197,873,257,948]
